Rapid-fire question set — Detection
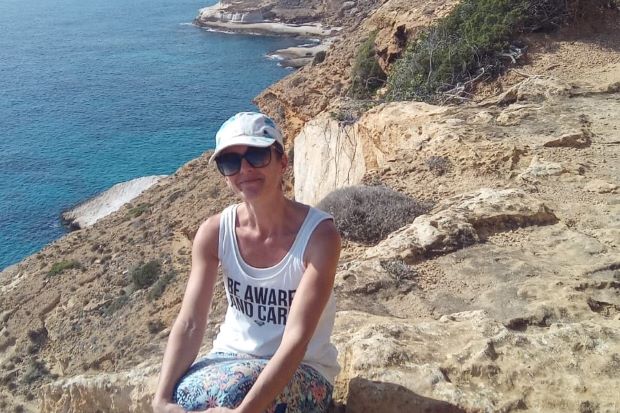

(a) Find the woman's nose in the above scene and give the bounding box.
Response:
[239,157,255,173]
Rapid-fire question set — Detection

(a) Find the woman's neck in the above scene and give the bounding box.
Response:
[241,195,292,237]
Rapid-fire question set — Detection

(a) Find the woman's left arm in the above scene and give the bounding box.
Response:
[207,219,341,413]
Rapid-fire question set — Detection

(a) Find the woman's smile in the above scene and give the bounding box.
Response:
[237,176,264,185]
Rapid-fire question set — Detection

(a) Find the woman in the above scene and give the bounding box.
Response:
[152,112,341,413]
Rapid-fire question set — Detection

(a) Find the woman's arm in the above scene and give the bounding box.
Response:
[213,219,341,413]
[152,215,221,413]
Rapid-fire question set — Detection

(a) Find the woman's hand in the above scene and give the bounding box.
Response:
[205,408,237,413]
[152,398,192,413]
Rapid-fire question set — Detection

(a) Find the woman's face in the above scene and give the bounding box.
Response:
[220,144,287,202]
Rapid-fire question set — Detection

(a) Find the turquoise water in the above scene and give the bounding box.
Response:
[0,0,299,270]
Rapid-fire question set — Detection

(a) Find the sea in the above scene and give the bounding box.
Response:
[0,0,303,270]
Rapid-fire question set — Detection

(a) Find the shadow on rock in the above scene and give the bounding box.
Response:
[337,378,466,413]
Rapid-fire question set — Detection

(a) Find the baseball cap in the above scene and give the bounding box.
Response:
[209,112,284,163]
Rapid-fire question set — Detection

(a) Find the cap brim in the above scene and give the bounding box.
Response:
[208,135,276,163]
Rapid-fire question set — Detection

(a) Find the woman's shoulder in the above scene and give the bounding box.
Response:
[194,209,229,246]
[190,213,222,260]
[303,204,340,249]
[196,202,241,238]
[308,205,333,219]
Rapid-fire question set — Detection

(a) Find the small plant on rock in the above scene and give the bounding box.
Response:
[47,260,82,277]
[103,295,129,316]
[426,156,452,176]
[349,31,387,98]
[21,360,48,385]
[380,259,418,282]
[148,271,176,301]
[130,260,161,290]
[147,319,166,334]
[127,203,152,218]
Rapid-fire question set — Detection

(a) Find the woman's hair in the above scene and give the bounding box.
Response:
[273,142,284,159]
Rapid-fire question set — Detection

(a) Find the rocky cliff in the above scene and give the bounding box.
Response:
[1,1,619,412]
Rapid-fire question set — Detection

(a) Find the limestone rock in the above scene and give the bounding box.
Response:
[584,179,618,194]
[40,364,159,413]
[293,113,367,205]
[366,188,557,263]
[197,2,265,24]
[518,156,565,180]
[335,259,416,298]
[341,1,356,12]
[496,76,573,105]
[543,130,592,148]
[61,175,166,229]
[294,101,451,205]
[332,310,620,413]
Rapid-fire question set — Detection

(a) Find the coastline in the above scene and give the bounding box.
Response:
[61,175,167,230]
[196,21,338,68]
[195,20,340,37]
[268,41,331,68]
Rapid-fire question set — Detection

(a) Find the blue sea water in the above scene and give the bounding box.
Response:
[0,0,301,270]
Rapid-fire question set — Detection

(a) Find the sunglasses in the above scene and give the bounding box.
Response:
[215,146,274,176]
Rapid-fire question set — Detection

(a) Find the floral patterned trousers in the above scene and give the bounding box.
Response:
[173,352,333,412]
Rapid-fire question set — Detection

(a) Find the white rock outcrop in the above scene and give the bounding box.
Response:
[518,156,565,180]
[61,175,166,229]
[366,188,557,263]
[198,2,264,24]
[294,113,367,205]
[294,102,451,205]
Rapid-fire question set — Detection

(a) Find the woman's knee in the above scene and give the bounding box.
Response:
[173,358,267,410]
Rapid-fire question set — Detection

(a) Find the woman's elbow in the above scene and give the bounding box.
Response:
[172,316,200,338]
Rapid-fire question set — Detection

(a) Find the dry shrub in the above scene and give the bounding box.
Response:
[317,185,433,245]
[131,260,161,290]
[426,156,452,176]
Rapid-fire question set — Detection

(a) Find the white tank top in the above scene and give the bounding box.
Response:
[210,204,340,384]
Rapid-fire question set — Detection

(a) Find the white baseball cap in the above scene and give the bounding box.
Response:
[209,112,284,163]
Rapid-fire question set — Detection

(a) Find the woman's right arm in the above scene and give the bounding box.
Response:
[152,215,221,413]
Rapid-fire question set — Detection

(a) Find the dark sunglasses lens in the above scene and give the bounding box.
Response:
[216,153,241,176]
[244,147,271,168]
[215,147,273,176]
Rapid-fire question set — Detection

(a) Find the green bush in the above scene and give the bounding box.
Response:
[21,360,48,385]
[147,271,176,301]
[387,0,530,102]
[130,260,161,290]
[386,0,616,102]
[349,31,387,98]
[317,185,433,245]
[48,260,82,277]
[127,203,152,218]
